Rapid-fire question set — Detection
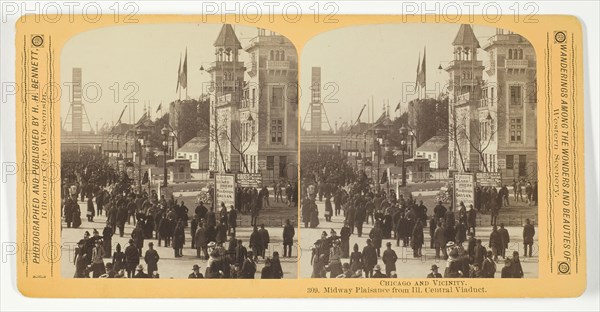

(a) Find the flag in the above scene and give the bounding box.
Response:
[355,104,366,123]
[417,47,426,88]
[116,105,127,124]
[395,102,401,112]
[179,48,188,89]
[414,52,420,92]
[176,54,182,92]
[156,102,162,113]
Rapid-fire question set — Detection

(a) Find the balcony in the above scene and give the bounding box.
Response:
[505,59,528,69]
[266,60,291,71]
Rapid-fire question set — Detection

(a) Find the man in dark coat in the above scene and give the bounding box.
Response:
[523,218,535,257]
[241,251,257,278]
[190,215,199,249]
[258,224,270,259]
[345,204,356,234]
[283,219,295,258]
[481,251,497,278]
[143,242,160,277]
[188,264,204,278]
[354,204,367,237]
[195,202,208,220]
[382,242,398,277]
[228,205,238,236]
[361,239,378,278]
[131,223,145,256]
[339,221,351,258]
[124,239,140,278]
[369,221,384,257]
[433,201,447,221]
[497,223,510,259]
[249,226,263,261]
[489,225,502,261]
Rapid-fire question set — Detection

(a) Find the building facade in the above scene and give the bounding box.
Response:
[446,24,537,182]
[208,25,298,181]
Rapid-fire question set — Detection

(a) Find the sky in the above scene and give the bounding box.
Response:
[60,22,498,133]
[60,23,260,131]
[299,23,497,130]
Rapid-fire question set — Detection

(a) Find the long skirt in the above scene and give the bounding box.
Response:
[103,238,112,258]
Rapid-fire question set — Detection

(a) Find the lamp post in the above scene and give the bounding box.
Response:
[136,129,144,194]
[399,125,408,187]
[161,125,169,187]
[374,129,384,191]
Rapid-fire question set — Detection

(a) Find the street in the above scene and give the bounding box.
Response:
[61,198,298,279]
[299,194,538,278]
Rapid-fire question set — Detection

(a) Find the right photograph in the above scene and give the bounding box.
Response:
[299,23,538,279]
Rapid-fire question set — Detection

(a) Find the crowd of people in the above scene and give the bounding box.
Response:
[62,150,296,279]
[301,150,537,279]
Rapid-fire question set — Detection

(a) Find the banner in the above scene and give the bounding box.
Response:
[454,173,475,210]
[214,173,236,210]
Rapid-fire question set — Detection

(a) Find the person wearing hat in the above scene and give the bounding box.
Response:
[91,239,106,278]
[501,257,513,278]
[481,250,497,278]
[371,264,386,278]
[427,264,443,278]
[382,242,398,277]
[241,251,257,279]
[339,220,351,258]
[188,264,204,278]
[258,224,270,259]
[361,239,378,278]
[133,264,149,278]
[260,258,275,279]
[474,239,487,267]
[124,239,140,278]
[282,219,295,258]
[249,226,263,261]
[511,251,524,278]
[144,242,160,277]
[469,263,483,278]
[328,240,343,278]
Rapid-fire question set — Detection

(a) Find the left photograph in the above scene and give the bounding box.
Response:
[59,23,299,279]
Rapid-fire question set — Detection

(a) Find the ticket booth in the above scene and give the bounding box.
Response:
[167,158,191,183]
[406,158,431,182]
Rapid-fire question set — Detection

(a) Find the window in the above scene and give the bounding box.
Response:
[271,119,283,143]
[271,86,284,107]
[267,156,275,170]
[270,50,274,60]
[252,88,256,107]
[519,155,527,176]
[510,85,522,106]
[506,155,514,170]
[510,118,522,142]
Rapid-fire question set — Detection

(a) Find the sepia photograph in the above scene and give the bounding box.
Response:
[300,23,538,279]
[59,23,299,279]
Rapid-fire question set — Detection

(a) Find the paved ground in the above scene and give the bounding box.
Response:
[299,195,539,278]
[61,198,299,279]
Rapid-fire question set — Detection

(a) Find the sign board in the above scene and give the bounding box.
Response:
[454,173,475,210]
[476,172,503,187]
[497,158,506,170]
[214,173,236,210]
[237,173,262,188]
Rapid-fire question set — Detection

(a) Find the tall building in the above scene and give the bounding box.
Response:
[242,28,298,180]
[482,28,537,179]
[446,24,537,181]
[207,24,246,173]
[207,25,298,180]
[446,24,485,172]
